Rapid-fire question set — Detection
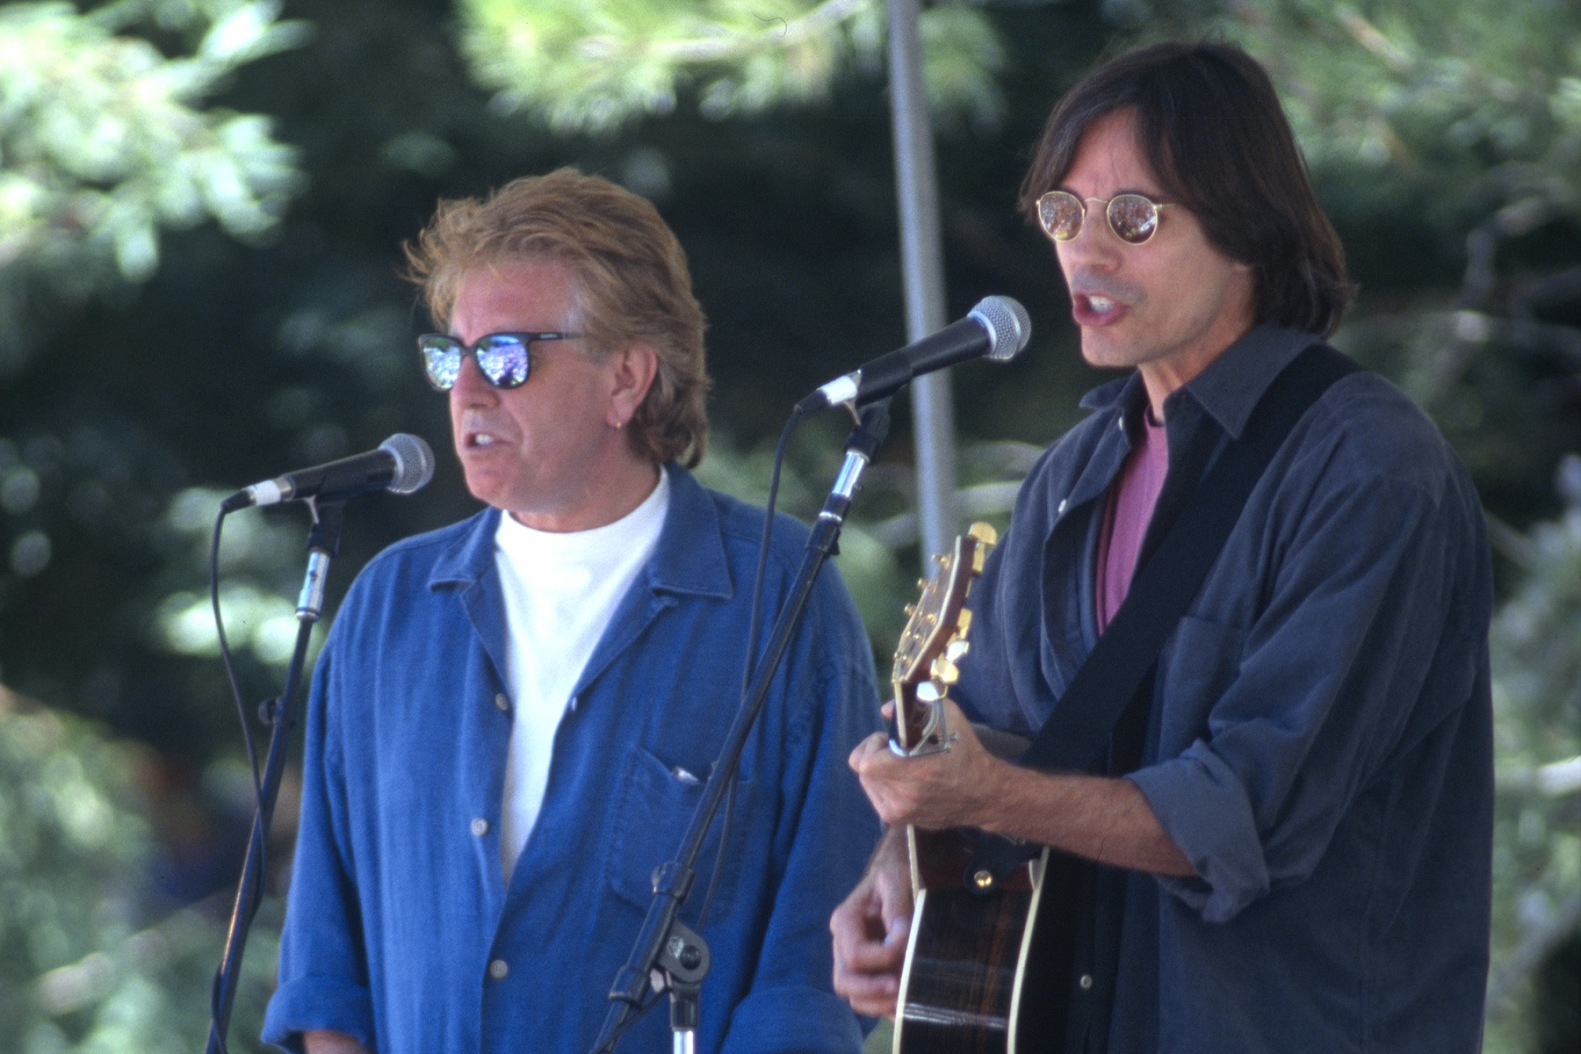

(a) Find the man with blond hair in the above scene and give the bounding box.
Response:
[264,169,880,1054]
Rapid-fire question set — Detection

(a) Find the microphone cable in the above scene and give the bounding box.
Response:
[211,507,264,813]
[205,506,260,1054]
[693,405,808,935]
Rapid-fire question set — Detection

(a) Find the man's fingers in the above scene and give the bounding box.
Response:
[848,731,888,773]
[832,967,900,1018]
[832,882,905,951]
[831,860,911,1020]
[829,888,876,949]
[832,914,906,1016]
[874,866,914,927]
[837,921,908,972]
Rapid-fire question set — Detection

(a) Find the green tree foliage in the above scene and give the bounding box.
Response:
[0,0,1576,1049]
[0,688,276,1053]
[1223,0,1578,201]
[0,0,309,367]
[456,0,1005,133]
[1485,456,1581,1054]
[1212,0,1581,513]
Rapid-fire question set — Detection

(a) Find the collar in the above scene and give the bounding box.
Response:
[1076,324,1322,441]
[1175,324,1323,439]
[427,463,733,600]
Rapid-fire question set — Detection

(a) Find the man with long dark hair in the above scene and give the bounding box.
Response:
[833,42,1492,1052]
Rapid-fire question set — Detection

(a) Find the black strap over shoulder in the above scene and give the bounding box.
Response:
[969,341,1362,886]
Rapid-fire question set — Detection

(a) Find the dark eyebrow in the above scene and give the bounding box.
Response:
[1057,186,1166,201]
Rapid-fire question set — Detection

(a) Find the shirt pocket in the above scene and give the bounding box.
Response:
[603,745,756,924]
[1156,614,1251,753]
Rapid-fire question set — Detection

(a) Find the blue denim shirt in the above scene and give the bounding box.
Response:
[956,326,1494,1052]
[262,464,883,1054]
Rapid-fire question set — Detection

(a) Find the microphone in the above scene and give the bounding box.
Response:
[222,433,435,512]
[796,295,1031,413]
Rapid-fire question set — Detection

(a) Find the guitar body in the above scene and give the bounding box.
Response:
[886,524,1058,1054]
[894,830,1049,1054]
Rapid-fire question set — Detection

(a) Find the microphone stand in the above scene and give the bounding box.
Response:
[206,498,346,1054]
[588,402,891,1054]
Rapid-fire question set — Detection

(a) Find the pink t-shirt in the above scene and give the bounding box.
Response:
[1095,408,1169,633]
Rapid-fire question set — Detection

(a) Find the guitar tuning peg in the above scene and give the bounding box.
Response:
[903,604,915,617]
[932,656,959,684]
[968,521,998,545]
[957,609,973,635]
[917,681,942,702]
[932,553,946,565]
[916,578,927,590]
[946,639,970,663]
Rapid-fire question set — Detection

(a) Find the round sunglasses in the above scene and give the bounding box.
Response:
[1036,190,1174,246]
[418,331,582,391]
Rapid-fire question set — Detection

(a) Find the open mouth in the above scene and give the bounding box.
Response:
[1073,291,1126,324]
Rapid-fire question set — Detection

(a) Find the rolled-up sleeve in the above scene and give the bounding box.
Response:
[1130,465,1468,922]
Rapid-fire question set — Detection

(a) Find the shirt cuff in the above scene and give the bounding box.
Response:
[721,986,864,1054]
[262,976,375,1053]
[1127,740,1270,922]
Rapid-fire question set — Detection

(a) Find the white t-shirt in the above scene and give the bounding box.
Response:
[492,469,671,880]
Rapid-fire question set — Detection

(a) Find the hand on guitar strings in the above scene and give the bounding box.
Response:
[831,698,1010,1019]
[849,700,1004,831]
[852,700,1199,879]
[829,827,912,1018]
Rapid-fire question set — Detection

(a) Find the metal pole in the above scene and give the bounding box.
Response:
[887,0,959,563]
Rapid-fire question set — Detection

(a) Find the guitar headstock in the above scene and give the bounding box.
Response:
[889,521,997,756]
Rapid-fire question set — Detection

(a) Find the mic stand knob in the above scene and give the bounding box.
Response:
[648,919,710,1054]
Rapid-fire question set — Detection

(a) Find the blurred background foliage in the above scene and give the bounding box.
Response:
[0,0,1575,1051]
[0,0,309,361]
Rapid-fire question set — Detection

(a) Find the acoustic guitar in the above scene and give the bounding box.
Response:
[887,522,1051,1054]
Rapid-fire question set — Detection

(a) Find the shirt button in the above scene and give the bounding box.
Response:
[488,959,509,980]
[1078,973,1094,990]
[470,818,489,837]
[1057,499,1068,515]
[493,692,509,712]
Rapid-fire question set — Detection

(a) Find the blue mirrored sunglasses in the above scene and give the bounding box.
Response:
[418,331,582,391]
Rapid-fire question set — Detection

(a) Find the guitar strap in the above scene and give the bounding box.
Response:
[968,340,1362,886]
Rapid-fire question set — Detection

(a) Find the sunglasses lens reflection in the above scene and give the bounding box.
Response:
[418,335,532,391]
[421,339,462,390]
[1037,191,1161,245]
[1108,195,1159,244]
[476,336,529,389]
[1040,192,1084,241]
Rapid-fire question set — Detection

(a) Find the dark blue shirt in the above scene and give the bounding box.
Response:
[262,465,883,1054]
[956,326,1494,1052]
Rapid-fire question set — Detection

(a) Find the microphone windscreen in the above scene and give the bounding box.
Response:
[970,296,1032,362]
[380,433,436,495]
